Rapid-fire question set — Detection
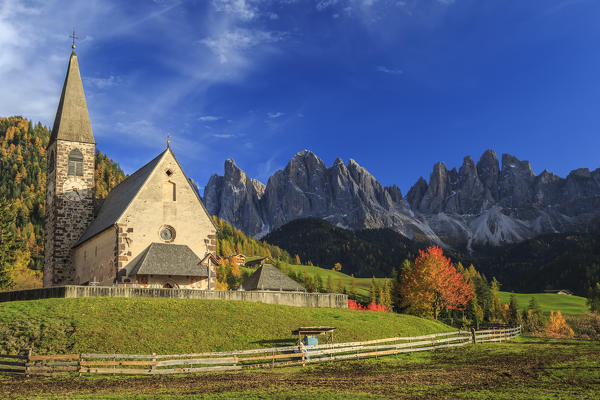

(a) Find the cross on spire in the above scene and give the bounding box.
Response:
[167,133,171,147]
[70,29,78,50]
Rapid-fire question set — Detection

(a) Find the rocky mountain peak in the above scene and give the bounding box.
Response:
[204,149,600,247]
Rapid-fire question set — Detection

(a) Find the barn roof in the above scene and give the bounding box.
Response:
[126,243,209,277]
[241,264,305,292]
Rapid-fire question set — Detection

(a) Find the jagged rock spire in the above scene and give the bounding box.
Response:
[49,50,94,145]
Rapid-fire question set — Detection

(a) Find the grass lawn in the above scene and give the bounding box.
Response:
[1,337,598,399]
[282,263,385,301]
[498,291,588,315]
[0,297,449,355]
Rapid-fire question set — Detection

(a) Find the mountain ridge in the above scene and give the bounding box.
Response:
[204,149,600,248]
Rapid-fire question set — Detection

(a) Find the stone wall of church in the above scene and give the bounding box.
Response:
[72,227,117,285]
[44,140,95,287]
[115,151,217,277]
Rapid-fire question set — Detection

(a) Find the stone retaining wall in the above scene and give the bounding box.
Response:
[0,286,348,308]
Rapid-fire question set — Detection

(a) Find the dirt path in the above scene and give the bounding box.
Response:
[1,339,599,399]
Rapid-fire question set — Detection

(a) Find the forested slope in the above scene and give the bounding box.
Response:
[0,116,125,289]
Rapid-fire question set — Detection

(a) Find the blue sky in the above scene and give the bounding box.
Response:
[1,0,599,194]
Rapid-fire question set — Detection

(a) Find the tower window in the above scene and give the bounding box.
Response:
[68,149,84,176]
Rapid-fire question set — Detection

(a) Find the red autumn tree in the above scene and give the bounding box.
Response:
[400,246,473,319]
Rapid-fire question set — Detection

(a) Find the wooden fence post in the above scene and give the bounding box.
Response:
[470,328,476,344]
[78,353,82,377]
[152,353,156,373]
[25,349,32,377]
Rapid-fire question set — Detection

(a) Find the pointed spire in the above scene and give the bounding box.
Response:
[49,50,94,146]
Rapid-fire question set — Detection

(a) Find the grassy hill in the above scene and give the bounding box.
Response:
[281,263,384,301]
[281,261,591,315]
[498,292,588,316]
[0,297,450,355]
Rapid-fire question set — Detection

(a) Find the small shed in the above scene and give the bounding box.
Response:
[240,264,305,292]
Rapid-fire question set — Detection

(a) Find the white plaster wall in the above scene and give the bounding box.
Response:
[116,150,217,276]
[72,227,116,285]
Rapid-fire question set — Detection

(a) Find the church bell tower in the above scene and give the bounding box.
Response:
[44,44,95,287]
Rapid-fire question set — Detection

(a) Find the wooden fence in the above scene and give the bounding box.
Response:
[0,326,521,376]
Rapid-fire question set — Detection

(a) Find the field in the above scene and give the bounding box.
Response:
[0,297,449,355]
[498,292,588,316]
[1,337,598,399]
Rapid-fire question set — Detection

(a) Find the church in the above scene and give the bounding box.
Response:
[43,45,219,290]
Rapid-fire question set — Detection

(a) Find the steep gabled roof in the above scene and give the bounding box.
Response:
[74,150,167,247]
[125,243,209,277]
[49,50,94,146]
[241,264,306,292]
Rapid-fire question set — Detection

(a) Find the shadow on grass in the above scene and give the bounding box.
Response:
[250,339,296,346]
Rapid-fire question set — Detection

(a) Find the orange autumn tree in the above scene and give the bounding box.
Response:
[400,246,473,319]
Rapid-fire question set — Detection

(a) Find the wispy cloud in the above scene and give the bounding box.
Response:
[212,133,236,138]
[85,75,119,89]
[212,0,257,21]
[267,111,285,119]
[376,65,403,74]
[199,115,222,121]
[199,28,286,64]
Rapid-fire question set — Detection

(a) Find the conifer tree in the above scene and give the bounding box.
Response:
[369,277,379,304]
[315,274,323,293]
[350,274,357,300]
[587,283,600,313]
[327,274,335,293]
[337,279,345,294]
[490,278,503,321]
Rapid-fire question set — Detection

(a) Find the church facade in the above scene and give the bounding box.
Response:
[44,48,218,289]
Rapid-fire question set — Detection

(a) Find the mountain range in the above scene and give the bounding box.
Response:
[203,149,600,249]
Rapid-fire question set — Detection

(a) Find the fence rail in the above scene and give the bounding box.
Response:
[0,325,521,376]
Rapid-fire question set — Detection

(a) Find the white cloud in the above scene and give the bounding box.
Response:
[212,0,257,21]
[267,111,285,118]
[376,65,403,74]
[437,0,455,4]
[199,115,222,121]
[200,28,286,64]
[85,75,119,89]
[316,0,341,11]
[212,133,236,138]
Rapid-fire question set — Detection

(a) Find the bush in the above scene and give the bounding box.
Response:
[565,313,600,341]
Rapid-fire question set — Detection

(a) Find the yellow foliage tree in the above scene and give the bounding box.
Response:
[547,310,574,338]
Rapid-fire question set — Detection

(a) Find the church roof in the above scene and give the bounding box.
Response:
[49,50,95,146]
[74,150,167,247]
[126,243,209,277]
[241,264,306,292]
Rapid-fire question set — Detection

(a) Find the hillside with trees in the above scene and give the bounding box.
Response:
[262,217,425,277]
[0,116,125,290]
[263,217,600,296]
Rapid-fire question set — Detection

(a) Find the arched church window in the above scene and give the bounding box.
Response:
[68,149,84,176]
[162,181,176,202]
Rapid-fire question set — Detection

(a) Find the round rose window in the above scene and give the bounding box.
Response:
[160,226,175,242]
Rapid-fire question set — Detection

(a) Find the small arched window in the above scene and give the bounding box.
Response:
[68,149,84,176]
